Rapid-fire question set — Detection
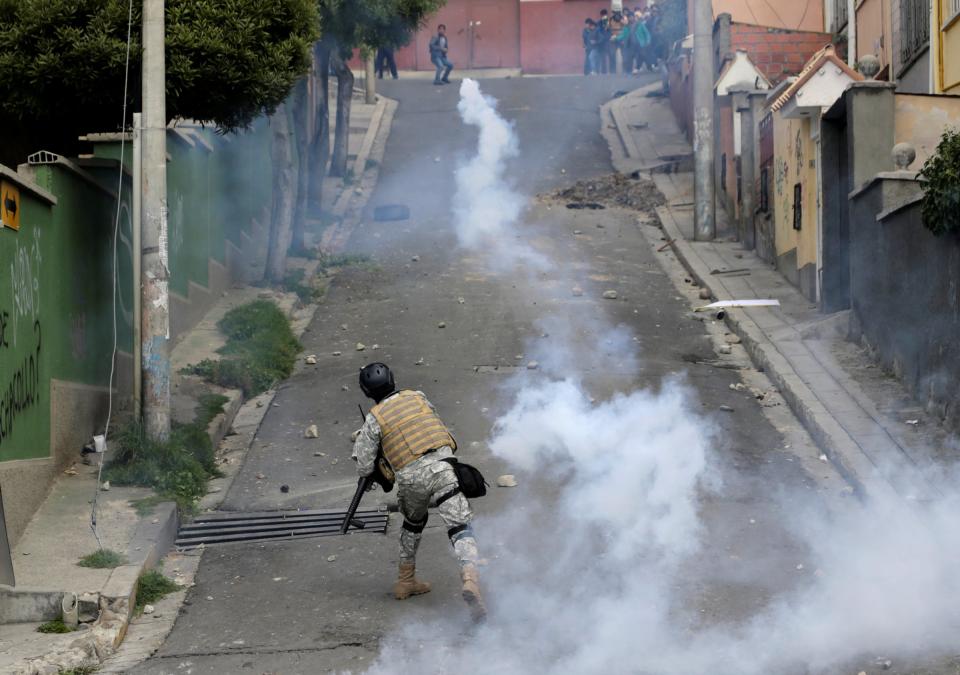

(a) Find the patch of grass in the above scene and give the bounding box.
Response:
[135,569,179,612]
[37,619,74,634]
[58,668,97,675]
[281,268,321,303]
[77,549,126,569]
[130,495,165,517]
[105,393,228,513]
[185,300,301,398]
[318,252,370,271]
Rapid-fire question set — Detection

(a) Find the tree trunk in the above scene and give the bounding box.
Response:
[306,41,331,217]
[264,103,296,283]
[330,51,354,178]
[289,77,310,254]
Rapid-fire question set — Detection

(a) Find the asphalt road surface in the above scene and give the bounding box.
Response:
[129,75,902,675]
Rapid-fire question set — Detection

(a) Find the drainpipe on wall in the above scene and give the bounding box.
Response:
[847,0,857,67]
[132,113,142,413]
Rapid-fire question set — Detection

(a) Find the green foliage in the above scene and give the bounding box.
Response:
[187,300,301,397]
[135,569,180,611]
[105,394,227,512]
[318,252,370,269]
[0,0,319,154]
[37,619,75,634]
[282,268,321,302]
[319,0,445,56]
[130,495,165,517]
[58,668,97,675]
[918,127,960,236]
[77,549,126,569]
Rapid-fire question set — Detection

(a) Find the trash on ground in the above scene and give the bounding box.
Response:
[905,419,920,426]
[695,299,781,313]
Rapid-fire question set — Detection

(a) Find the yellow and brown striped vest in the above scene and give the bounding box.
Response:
[370,390,456,471]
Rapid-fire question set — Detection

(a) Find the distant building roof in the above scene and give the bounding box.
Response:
[769,44,862,113]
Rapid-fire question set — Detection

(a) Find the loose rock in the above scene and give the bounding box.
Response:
[527,361,539,370]
[332,351,342,356]
[437,321,446,329]
[497,475,518,487]
[356,343,366,351]
[724,334,742,344]
[101,481,111,491]
[411,255,420,262]
[255,473,265,480]
[602,290,618,300]
[305,355,317,365]
[718,344,732,355]
[571,286,584,297]
[305,425,319,439]
[327,555,338,562]
[719,405,735,413]
[143,604,155,615]
[698,287,712,300]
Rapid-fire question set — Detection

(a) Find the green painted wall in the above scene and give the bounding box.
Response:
[0,163,133,462]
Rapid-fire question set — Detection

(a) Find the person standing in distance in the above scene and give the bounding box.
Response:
[429,24,454,85]
[352,362,487,622]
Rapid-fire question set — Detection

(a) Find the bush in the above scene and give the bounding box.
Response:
[136,569,180,611]
[918,127,960,236]
[187,300,301,397]
[105,395,227,512]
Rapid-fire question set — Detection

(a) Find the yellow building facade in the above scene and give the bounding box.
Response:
[934,0,960,93]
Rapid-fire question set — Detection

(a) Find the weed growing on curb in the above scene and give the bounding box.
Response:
[37,619,74,634]
[186,300,301,397]
[58,668,97,675]
[77,549,126,569]
[105,395,227,512]
[136,569,180,611]
[130,495,165,517]
[282,268,321,303]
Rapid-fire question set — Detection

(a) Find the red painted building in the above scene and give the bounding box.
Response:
[383,0,613,74]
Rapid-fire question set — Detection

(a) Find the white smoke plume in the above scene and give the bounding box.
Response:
[363,80,960,675]
[452,79,538,267]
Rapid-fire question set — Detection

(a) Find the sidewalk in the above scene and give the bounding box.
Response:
[0,89,398,675]
[604,83,946,503]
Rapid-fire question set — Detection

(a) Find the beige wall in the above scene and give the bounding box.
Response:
[895,93,960,166]
[710,0,824,31]
[856,0,893,73]
[773,112,819,269]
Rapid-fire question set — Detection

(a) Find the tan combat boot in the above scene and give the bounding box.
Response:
[394,563,431,600]
[460,563,487,622]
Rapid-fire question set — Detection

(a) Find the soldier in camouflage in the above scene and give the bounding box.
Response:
[352,362,486,622]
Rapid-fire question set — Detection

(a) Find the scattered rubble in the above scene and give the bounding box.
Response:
[719,405,735,413]
[305,425,319,438]
[497,475,518,487]
[718,344,732,355]
[437,321,446,328]
[602,290,618,300]
[356,342,366,351]
[305,355,317,365]
[327,555,338,562]
[551,173,664,212]
[724,334,742,345]
[332,351,342,357]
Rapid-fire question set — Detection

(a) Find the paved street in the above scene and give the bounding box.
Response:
[132,75,860,674]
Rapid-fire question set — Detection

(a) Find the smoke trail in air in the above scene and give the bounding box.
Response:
[362,79,960,675]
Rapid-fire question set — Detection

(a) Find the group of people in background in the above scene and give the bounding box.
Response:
[583,4,664,76]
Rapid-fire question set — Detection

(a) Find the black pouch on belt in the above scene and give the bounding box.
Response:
[440,458,489,499]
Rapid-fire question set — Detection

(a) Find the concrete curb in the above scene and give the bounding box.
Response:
[604,84,898,501]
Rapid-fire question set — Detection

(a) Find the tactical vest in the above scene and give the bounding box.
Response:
[370,390,457,470]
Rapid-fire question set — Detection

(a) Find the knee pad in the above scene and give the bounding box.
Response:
[447,524,473,544]
[402,515,428,534]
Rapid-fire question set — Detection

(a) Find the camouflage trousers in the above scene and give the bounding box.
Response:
[396,447,479,568]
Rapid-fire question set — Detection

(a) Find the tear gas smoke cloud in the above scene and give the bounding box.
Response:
[452,79,540,267]
[363,80,960,675]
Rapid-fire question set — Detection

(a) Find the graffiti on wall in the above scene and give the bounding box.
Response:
[1,228,43,447]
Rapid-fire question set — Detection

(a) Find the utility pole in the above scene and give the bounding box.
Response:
[364,52,376,104]
[141,0,170,440]
[693,0,716,240]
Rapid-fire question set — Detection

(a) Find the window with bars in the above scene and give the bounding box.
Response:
[901,0,930,65]
[948,0,960,23]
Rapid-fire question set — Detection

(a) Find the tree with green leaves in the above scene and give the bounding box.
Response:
[0,0,319,164]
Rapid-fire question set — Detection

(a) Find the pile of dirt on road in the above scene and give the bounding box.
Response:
[549,174,665,212]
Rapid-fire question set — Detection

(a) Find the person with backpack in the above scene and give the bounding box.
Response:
[633,11,652,72]
[613,10,636,74]
[429,24,453,85]
[352,363,487,622]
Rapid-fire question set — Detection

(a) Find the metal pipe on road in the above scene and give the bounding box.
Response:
[141,0,171,440]
[693,0,716,241]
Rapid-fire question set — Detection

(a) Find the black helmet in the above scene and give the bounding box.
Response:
[359,362,395,401]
